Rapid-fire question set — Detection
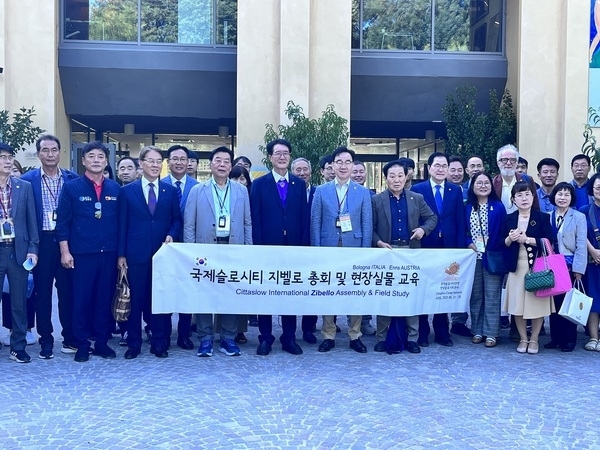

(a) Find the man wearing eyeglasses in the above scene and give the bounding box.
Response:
[21,134,78,360]
[412,152,467,347]
[117,146,182,359]
[55,141,120,362]
[492,144,538,213]
[570,154,593,209]
[163,145,198,350]
[251,139,309,356]
[319,155,335,184]
[0,143,38,363]
[311,146,373,353]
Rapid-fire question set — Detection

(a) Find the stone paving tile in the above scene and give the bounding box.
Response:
[0,314,599,449]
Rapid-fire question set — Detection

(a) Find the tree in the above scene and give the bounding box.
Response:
[582,107,600,171]
[0,107,45,153]
[442,85,516,173]
[260,101,349,187]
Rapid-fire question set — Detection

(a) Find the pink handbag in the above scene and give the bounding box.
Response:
[533,238,571,297]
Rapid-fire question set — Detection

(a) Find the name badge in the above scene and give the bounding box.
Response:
[47,211,56,231]
[475,236,486,253]
[339,214,352,232]
[218,215,230,235]
[0,219,15,239]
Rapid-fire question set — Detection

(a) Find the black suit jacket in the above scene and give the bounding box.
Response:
[502,209,556,272]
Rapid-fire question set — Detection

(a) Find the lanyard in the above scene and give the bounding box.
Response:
[336,185,349,214]
[213,182,229,214]
[0,182,11,219]
[42,173,62,208]
[475,204,488,249]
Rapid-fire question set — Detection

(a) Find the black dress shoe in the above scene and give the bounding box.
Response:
[561,341,576,352]
[374,341,387,352]
[234,333,248,344]
[281,340,303,355]
[74,348,89,362]
[124,348,140,359]
[177,337,195,350]
[349,338,367,353]
[434,337,454,347]
[151,347,168,358]
[318,339,335,352]
[450,323,473,337]
[256,341,272,356]
[93,345,116,359]
[406,341,421,354]
[302,331,317,344]
[417,338,429,347]
[544,340,560,349]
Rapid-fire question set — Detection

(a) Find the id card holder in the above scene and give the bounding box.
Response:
[339,214,352,232]
[475,236,486,253]
[47,211,56,231]
[0,219,15,239]
[218,215,230,234]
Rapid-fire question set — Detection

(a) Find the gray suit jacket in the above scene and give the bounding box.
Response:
[555,207,587,275]
[10,177,39,263]
[310,179,372,247]
[183,179,252,245]
[371,188,437,249]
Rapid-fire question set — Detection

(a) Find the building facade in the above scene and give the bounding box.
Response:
[0,0,591,182]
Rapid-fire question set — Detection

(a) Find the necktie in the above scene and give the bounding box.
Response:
[175,180,182,205]
[148,183,157,215]
[277,178,288,207]
[557,215,564,229]
[434,184,443,214]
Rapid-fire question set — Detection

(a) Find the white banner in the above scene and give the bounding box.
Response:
[152,243,476,316]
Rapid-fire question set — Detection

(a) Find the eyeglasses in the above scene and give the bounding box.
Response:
[431,163,448,170]
[169,157,188,163]
[272,151,290,158]
[334,160,353,166]
[498,158,517,164]
[573,164,589,170]
[474,181,491,187]
[143,158,163,166]
[0,154,14,162]
[39,148,60,154]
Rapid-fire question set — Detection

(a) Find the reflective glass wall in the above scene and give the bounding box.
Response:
[352,0,502,52]
[64,0,237,45]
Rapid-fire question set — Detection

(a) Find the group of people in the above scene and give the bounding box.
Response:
[1,133,598,363]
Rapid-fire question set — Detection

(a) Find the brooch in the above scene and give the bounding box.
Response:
[530,220,536,227]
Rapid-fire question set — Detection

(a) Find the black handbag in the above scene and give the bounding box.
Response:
[524,240,555,292]
[112,266,131,322]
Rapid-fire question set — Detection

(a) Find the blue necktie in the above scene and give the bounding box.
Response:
[148,183,157,215]
[175,180,183,205]
[434,184,443,214]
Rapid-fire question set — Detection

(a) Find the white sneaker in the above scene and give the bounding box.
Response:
[26,331,37,345]
[2,334,9,346]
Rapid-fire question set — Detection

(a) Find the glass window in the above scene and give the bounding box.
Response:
[361,0,432,51]
[64,0,237,45]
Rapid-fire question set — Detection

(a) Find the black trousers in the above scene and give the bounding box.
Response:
[258,315,297,344]
[33,232,74,347]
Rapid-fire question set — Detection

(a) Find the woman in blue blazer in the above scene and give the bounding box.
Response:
[465,172,507,348]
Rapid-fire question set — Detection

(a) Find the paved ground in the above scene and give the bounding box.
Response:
[0,314,598,450]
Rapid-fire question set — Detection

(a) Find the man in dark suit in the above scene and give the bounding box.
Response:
[117,146,182,359]
[372,160,437,354]
[251,139,308,356]
[56,141,120,362]
[21,134,78,359]
[162,145,199,350]
[412,152,467,347]
[292,156,318,343]
[311,147,373,353]
[0,143,39,363]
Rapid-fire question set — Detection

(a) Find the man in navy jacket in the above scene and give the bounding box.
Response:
[412,152,467,347]
[21,134,78,359]
[56,141,120,362]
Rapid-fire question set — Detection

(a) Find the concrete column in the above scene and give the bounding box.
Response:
[236,0,351,171]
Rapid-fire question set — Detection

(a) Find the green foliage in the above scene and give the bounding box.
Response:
[0,107,45,153]
[260,101,349,186]
[442,85,516,174]
[90,0,138,42]
[582,107,600,171]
